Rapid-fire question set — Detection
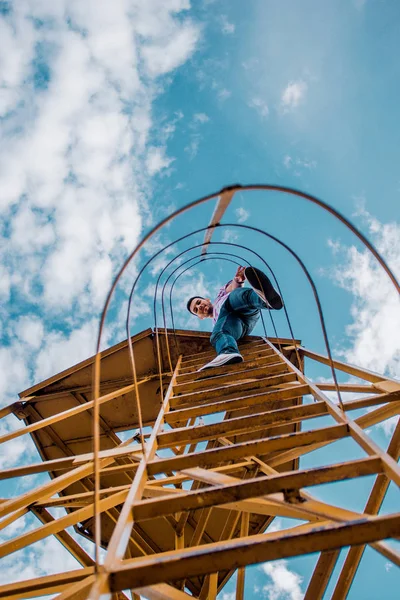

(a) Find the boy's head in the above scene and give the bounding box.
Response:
[187,296,213,319]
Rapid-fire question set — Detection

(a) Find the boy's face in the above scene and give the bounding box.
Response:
[190,297,213,319]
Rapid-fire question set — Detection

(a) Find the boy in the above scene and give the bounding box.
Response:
[187,266,283,370]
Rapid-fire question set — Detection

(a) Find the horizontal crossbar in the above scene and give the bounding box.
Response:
[147,423,348,475]
[113,513,400,590]
[133,457,382,521]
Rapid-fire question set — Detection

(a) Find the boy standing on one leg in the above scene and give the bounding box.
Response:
[187,266,283,371]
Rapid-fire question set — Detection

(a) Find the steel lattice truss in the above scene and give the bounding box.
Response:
[0,335,399,600]
[1,186,399,599]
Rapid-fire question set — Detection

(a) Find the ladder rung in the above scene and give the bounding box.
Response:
[181,342,270,366]
[145,423,349,477]
[158,401,327,448]
[180,345,276,372]
[170,372,298,409]
[174,362,287,394]
[165,383,310,424]
[176,353,282,383]
[182,339,264,361]
[133,456,381,521]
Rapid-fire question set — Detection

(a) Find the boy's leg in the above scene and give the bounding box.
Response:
[223,288,262,340]
[198,313,244,371]
[210,312,244,355]
[226,287,266,315]
[198,275,281,371]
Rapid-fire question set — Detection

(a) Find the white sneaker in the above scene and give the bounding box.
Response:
[197,353,244,371]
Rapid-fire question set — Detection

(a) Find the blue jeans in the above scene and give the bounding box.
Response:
[210,288,266,355]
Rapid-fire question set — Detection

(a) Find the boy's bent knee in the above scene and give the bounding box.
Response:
[210,329,229,346]
[210,330,220,345]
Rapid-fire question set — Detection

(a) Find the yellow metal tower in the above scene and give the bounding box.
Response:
[0,186,399,599]
[0,328,399,600]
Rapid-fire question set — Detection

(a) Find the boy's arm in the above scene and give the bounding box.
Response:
[225,266,246,293]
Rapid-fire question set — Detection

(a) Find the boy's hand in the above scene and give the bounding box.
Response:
[226,266,246,293]
[234,266,246,284]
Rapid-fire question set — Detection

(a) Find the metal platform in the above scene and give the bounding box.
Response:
[1,329,399,600]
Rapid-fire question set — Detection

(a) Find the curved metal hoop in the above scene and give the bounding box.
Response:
[161,253,273,360]
[92,184,400,566]
[151,242,285,369]
[125,223,342,414]
[98,185,400,355]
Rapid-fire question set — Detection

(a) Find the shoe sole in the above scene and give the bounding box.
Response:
[245,267,283,310]
[198,355,244,371]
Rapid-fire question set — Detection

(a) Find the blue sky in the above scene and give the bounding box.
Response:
[0,0,399,598]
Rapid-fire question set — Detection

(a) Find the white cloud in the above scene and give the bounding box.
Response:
[0,14,37,117]
[0,0,203,587]
[248,97,269,118]
[296,158,316,169]
[0,513,33,542]
[184,136,201,159]
[283,155,316,175]
[195,56,231,104]
[266,518,284,534]
[118,296,151,330]
[378,415,398,437]
[10,204,55,252]
[328,209,400,432]
[0,419,37,470]
[14,316,44,350]
[330,211,400,378]
[217,88,231,102]
[261,559,304,600]
[283,155,292,169]
[235,207,250,223]
[242,57,259,71]
[90,255,114,306]
[141,21,200,77]
[149,246,177,277]
[185,113,210,158]
[0,344,30,401]
[193,112,210,123]
[218,593,235,600]
[220,15,235,35]
[222,229,239,243]
[0,0,200,316]
[0,554,37,586]
[34,319,104,382]
[327,238,341,254]
[0,265,11,301]
[281,80,308,112]
[146,146,175,175]
[0,531,81,586]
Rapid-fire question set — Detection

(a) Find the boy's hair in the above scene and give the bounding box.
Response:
[187,296,204,314]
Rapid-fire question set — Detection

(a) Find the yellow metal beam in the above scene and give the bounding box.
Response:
[132,457,382,522]
[201,187,237,255]
[112,514,400,591]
